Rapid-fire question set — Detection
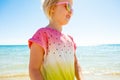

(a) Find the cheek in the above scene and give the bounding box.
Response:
[57,7,67,17]
[58,10,67,19]
[52,7,68,24]
[54,10,66,20]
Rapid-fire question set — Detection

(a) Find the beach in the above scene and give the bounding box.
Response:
[0,44,120,80]
[0,74,120,80]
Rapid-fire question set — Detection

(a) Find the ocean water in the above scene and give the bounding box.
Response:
[0,44,120,80]
[0,45,29,80]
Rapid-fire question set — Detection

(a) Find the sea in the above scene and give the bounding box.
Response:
[0,44,120,80]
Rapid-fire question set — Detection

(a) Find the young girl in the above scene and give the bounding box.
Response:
[28,0,82,80]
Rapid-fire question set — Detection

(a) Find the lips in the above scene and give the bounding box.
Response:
[66,15,71,19]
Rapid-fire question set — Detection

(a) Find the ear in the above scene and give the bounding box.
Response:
[49,5,56,17]
[50,5,56,13]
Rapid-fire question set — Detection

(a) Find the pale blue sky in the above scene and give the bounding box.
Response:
[0,0,120,46]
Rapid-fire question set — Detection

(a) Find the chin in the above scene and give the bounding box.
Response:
[62,21,70,25]
[62,23,68,25]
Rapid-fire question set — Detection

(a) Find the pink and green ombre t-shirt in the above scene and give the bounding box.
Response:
[28,27,76,80]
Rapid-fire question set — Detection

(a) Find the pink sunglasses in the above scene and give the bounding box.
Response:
[56,1,73,12]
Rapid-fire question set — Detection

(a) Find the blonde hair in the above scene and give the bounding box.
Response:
[43,0,59,20]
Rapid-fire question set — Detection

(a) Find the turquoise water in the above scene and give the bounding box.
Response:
[76,44,120,76]
[0,44,120,79]
[0,45,29,75]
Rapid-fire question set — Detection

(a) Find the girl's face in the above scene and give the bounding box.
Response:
[51,0,73,25]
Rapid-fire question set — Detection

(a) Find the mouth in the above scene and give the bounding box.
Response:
[66,15,71,19]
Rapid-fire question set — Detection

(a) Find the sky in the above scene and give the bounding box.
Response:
[0,0,120,46]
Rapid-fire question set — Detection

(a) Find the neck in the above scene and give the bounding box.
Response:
[48,21,62,32]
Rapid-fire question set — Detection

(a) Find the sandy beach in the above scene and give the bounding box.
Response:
[0,74,120,80]
[0,73,29,80]
[83,74,120,80]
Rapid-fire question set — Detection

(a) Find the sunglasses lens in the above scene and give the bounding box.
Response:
[56,2,72,12]
[66,4,71,12]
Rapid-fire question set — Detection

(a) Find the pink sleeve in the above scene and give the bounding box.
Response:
[68,35,77,51]
[28,28,47,52]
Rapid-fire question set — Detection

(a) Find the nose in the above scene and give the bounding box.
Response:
[69,9,73,15]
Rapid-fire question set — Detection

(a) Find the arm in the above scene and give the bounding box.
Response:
[74,53,83,80]
[29,42,44,80]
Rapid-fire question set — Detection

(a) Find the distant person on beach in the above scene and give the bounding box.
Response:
[28,0,83,80]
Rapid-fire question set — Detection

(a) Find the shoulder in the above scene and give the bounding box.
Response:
[28,27,49,49]
[35,27,47,33]
[33,27,51,36]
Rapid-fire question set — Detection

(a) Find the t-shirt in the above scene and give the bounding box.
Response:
[28,27,76,80]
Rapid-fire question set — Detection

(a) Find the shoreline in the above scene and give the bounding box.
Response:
[0,73,29,80]
[0,74,120,80]
[0,73,28,78]
[83,74,120,80]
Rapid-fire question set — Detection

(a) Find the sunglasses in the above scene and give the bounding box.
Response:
[56,2,72,12]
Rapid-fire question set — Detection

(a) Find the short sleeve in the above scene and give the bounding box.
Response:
[28,28,47,52]
[68,35,77,51]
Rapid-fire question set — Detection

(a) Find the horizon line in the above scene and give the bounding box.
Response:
[0,43,120,46]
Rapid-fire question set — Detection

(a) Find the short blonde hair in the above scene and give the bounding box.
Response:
[43,0,59,20]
